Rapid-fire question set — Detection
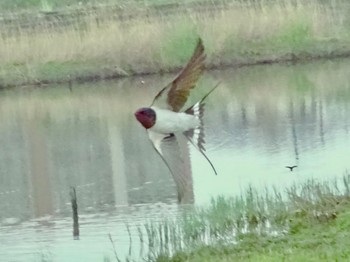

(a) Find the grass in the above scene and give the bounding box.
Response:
[159,212,350,261]
[113,174,350,261]
[1,0,350,88]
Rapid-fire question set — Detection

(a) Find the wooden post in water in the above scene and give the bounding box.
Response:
[70,187,80,240]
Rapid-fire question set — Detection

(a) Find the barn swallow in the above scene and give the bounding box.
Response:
[134,38,218,180]
[286,165,297,171]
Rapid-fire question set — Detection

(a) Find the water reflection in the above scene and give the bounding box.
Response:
[0,58,350,260]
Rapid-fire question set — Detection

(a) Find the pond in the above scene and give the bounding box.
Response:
[0,58,350,261]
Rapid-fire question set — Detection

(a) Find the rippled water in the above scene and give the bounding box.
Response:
[1,59,350,261]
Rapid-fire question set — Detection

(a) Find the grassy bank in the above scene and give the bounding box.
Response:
[127,174,350,262]
[1,0,350,88]
[158,211,350,261]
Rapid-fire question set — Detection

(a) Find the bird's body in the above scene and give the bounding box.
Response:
[148,106,200,134]
[134,38,218,194]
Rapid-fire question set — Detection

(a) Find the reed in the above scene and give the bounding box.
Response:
[134,173,350,261]
[0,0,349,88]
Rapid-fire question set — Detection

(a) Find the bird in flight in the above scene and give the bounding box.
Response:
[134,38,218,185]
[286,165,297,171]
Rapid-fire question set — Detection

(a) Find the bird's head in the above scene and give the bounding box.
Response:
[134,107,156,129]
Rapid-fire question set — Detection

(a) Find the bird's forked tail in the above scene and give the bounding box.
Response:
[183,83,220,175]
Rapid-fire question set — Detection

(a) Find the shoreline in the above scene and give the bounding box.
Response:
[2,49,350,90]
[1,0,350,89]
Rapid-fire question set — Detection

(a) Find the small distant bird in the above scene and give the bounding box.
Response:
[134,38,218,177]
[286,165,297,171]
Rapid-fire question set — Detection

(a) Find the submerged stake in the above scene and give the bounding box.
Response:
[70,187,80,240]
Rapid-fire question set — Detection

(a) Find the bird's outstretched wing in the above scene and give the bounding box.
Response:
[151,38,206,112]
[286,165,297,171]
[147,131,193,202]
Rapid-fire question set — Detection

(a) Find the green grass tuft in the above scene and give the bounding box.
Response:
[277,21,312,50]
[136,174,350,261]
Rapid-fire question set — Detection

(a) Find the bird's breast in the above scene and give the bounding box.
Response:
[150,107,199,134]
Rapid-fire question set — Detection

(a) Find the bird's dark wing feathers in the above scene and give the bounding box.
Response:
[151,38,206,112]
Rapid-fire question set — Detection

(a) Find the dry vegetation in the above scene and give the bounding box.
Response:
[0,0,349,88]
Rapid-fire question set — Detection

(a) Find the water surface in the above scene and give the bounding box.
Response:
[1,59,350,261]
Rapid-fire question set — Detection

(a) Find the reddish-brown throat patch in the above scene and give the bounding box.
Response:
[134,107,156,129]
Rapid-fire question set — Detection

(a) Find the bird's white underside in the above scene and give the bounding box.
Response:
[149,106,200,134]
[148,106,201,154]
